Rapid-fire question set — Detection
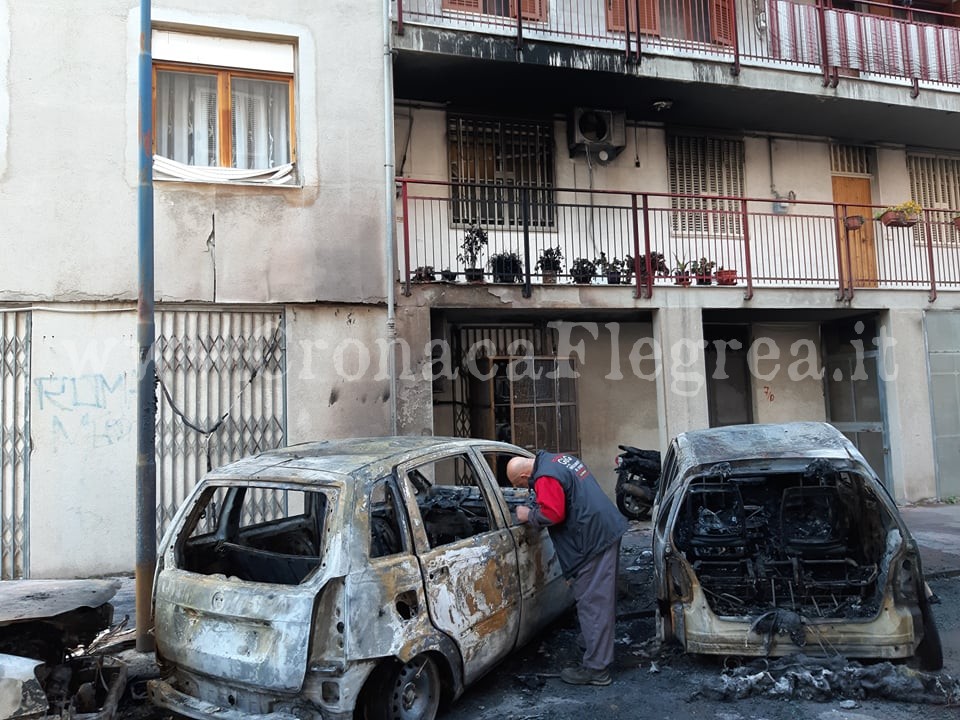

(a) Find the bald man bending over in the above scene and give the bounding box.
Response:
[507,451,628,686]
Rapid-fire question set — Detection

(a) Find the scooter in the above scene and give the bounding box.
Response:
[614,445,661,520]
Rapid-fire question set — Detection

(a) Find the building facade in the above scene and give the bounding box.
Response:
[1,0,959,578]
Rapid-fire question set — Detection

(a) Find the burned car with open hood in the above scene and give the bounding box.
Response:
[147,437,571,720]
[652,422,942,670]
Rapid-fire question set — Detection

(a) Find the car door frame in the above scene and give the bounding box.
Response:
[395,446,522,686]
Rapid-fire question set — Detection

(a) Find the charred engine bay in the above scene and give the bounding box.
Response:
[673,461,896,619]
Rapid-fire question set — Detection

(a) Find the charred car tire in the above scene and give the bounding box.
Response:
[361,655,441,720]
[915,599,944,672]
[616,487,651,520]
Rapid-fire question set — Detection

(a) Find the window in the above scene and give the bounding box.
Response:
[152,31,295,178]
[406,454,496,548]
[442,0,547,22]
[668,134,744,236]
[370,479,407,558]
[448,115,555,228]
[908,154,960,245]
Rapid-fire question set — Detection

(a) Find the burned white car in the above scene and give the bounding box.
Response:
[652,422,942,670]
[147,437,571,720]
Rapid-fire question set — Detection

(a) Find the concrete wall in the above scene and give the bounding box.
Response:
[749,322,827,424]
[1,1,386,304]
[29,309,138,577]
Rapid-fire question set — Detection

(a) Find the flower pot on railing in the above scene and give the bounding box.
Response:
[464,268,484,283]
[844,215,865,231]
[716,268,738,286]
[879,210,919,228]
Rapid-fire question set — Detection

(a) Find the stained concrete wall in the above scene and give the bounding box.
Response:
[29,309,138,577]
[749,323,826,425]
[1,1,386,304]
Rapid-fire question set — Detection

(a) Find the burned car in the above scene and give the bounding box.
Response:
[652,422,942,670]
[147,437,571,720]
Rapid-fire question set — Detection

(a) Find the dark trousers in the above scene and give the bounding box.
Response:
[571,539,620,670]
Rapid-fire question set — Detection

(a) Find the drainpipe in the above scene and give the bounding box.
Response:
[135,0,157,653]
[384,0,399,435]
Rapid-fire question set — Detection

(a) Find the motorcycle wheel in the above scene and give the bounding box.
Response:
[616,486,651,520]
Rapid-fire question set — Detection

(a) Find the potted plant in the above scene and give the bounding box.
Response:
[458,224,488,282]
[440,268,457,282]
[594,252,623,284]
[413,265,435,282]
[716,265,738,285]
[489,251,524,283]
[637,251,668,282]
[536,246,564,284]
[693,257,716,285]
[570,257,597,284]
[621,254,635,284]
[844,215,866,231]
[876,200,922,228]
[673,255,692,286]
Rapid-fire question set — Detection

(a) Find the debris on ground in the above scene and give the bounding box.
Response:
[0,580,128,720]
[696,654,960,704]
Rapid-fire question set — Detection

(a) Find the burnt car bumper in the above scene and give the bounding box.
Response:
[148,678,302,720]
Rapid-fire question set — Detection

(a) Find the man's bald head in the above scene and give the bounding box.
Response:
[506,456,535,488]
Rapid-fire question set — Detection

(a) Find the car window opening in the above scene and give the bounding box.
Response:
[178,486,328,586]
[673,460,896,619]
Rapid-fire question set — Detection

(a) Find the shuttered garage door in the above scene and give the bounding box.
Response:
[926,310,960,499]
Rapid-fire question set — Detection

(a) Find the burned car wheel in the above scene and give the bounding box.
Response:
[915,599,944,671]
[362,655,441,720]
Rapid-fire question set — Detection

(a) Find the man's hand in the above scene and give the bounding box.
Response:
[516,505,531,523]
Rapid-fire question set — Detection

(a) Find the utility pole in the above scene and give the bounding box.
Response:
[135,0,156,654]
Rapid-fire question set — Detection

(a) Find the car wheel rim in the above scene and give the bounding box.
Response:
[390,657,438,720]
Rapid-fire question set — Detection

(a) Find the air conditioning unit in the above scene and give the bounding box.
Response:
[568,108,627,162]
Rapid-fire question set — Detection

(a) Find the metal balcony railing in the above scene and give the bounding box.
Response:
[397,178,960,300]
[394,0,960,93]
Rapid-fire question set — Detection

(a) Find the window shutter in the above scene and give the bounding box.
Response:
[442,0,483,11]
[511,0,547,21]
[710,0,735,46]
[638,0,660,35]
[606,0,629,31]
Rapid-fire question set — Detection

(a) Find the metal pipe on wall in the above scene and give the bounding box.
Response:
[136,0,157,653]
[384,0,398,435]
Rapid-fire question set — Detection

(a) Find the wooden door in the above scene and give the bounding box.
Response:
[832,175,877,288]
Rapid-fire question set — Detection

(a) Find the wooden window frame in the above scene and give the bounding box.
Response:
[152,61,296,169]
[441,0,547,22]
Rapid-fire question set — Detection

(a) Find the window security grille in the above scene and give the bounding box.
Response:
[830,144,871,176]
[909,155,960,245]
[668,135,744,236]
[448,116,555,228]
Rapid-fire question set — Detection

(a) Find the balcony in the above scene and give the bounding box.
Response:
[394,0,960,93]
[397,178,960,300]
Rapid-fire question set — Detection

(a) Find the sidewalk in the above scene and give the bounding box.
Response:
[900,503,960,579]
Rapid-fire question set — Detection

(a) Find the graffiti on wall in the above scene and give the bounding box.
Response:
[34,373,136,448]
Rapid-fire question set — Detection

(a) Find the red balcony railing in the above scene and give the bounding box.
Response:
[394,0,960,92]
[397,177,960,301]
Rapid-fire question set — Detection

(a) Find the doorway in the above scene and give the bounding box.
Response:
[831,176,878,288]
[822,316,889,489]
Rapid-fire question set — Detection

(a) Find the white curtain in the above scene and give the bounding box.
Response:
[231,78,290,170]
[156,71,218,166]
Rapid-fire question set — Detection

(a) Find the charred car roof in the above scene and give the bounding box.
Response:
[674,422,866,471]
[205,436,523,484]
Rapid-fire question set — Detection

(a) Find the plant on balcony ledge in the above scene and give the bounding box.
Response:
[693,257,716,285]
[570,257,597,284]
[594,252,624,284]
[536,246,564,284]
[876,201,922,228]
[489,252,523,283]
[413,266,436,282]
[458,225,488,282]
[673,255,692,287]
[716,266,738,286]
